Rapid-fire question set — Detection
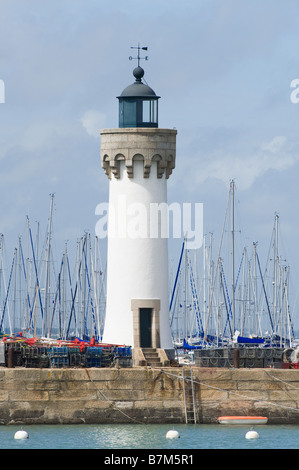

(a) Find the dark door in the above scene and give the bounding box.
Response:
[140,308,152,347]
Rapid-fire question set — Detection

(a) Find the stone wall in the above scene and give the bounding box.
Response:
[1,366,299,425]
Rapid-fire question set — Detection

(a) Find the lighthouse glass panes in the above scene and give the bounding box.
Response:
[119,98,158,128]
[142,99,158,125]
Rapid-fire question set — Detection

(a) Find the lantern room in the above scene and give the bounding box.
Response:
[117,66,160,128]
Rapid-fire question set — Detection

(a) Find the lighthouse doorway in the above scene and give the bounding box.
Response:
[139,308,152,347]
[131,299,160,348]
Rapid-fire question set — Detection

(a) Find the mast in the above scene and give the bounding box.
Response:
[230,180,236,337]
[44,194,54,337]
[25,217,30,330]
[273,213,279,338]
[12,244,17,333]
[184,240,188,341]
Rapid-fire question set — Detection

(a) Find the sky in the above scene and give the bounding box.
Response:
[1,0,299,327]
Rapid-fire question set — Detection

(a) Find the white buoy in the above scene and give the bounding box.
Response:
[14,430,29,440]
[245,429,259,440]
[166,429,180,439]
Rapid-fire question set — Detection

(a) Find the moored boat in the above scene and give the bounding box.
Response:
[217,416,268,425]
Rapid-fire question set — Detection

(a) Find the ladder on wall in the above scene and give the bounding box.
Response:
[182,367,197,424]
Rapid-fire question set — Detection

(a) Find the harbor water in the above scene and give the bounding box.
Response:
[1,423,299,450]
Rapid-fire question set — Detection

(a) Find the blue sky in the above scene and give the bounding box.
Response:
[1,0,299,324]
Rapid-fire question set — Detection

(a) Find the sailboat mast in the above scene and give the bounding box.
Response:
[44,194,54,337]
[231,180,236,336]
[273,213,279,336]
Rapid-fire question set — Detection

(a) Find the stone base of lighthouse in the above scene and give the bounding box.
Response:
[100,128,177,365]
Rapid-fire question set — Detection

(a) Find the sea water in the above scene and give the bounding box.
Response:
[1,423,298,450]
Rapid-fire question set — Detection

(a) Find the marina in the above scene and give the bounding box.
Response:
[0,181,297,362]
[170,181,297,354]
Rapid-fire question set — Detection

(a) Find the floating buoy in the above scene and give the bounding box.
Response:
[166,429,180,439]
[245,429,259,440]
[14,430,29,440]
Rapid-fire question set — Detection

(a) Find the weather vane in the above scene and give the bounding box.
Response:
[129,43,148,67]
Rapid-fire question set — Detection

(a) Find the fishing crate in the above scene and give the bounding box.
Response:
[273,348,284,359]
[69,353,85,367]
[238,358,246,367]
[206,348,222,358]
[23,356,49,368]
[85,357,101,368]
[114,357,132,368]
[22,346,49,368]
[271,358,283,368]
[85,347,102,368]
[38,353,50,368]
[245,358,264,368]
[50,356,69,368]
[222,348,234,358]
[49,346,69,368]
[210,357,232,367]
[255,348,265,358]
[68,347,85,367]
[114,347,132,358]
[193,349,206,358]
[194,357,210,367]
[264,358,274,368]
[7,342,23,366]
[263,348,274,358]
[49,346,68,357]
[85,347,102,357]
[239,348,256,359]
[100,347,114,367]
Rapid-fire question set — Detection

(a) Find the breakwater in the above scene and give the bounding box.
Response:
[1,366,299,425]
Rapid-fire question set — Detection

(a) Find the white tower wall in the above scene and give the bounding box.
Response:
[100,128,176,351]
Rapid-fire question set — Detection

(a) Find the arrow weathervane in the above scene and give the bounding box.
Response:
[129,43,149,67]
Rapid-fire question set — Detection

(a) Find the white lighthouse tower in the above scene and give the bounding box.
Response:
[100,48,176,362]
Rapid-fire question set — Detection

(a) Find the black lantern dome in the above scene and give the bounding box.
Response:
[118,66,160,128]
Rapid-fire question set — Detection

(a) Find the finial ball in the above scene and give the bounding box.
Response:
[133,66,144,81]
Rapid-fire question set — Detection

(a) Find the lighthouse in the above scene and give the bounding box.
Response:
[100,47,176,362]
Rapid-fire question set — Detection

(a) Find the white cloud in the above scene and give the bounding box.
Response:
[80,110,107,138]
[185,135,298,191]
[260,136,287,153]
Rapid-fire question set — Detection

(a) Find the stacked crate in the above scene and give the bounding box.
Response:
[9,342,23,367]
[1,341,134,369]
[100,346,115,367]
[114,347,132,368]
[68,347,85,367]
[22,346,49,368]
[194,347,284,368]
[85,347,102,368]
[49,346,69,368]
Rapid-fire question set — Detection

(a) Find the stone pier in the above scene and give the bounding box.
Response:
[0,367,299,425]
